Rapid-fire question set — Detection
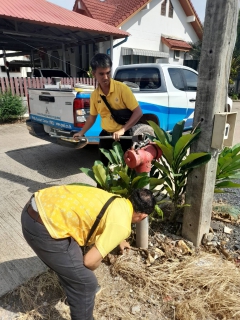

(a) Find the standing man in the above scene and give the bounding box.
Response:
[21,186,156,320]
[73,53,143,165]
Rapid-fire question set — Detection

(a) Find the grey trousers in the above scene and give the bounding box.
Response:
[21,203,98,320]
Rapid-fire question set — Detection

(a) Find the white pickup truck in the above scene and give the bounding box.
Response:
[26,63,232,149]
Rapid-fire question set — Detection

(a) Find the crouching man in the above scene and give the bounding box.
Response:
[21,185,155,320]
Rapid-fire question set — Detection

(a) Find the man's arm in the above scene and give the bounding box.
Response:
[73,115,97,139]
[83,240,130,270]
[83,245,103,271]
[112,106,143,140]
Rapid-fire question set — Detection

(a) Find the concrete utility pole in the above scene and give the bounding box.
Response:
[182,0,239,246]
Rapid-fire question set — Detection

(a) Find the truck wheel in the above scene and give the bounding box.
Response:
[131,124,155,147]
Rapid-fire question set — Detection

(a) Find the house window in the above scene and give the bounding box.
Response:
[1,66,21,72]
[174,50,181,60]
[123,55,131,65]
[123,55,156,65]
[169,1,173,18]
[161,0,167,16]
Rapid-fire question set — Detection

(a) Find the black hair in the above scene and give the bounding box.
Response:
[90,53,112,71]
[129,189,156,215]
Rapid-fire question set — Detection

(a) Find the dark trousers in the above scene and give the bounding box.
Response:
[99,129,132,166]
[21,204,97,320]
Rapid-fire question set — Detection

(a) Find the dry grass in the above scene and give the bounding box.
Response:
[1,247,240,319]
[109,251,240,320]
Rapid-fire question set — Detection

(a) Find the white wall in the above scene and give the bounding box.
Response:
[100,0,200,73]
[0,50,31,77]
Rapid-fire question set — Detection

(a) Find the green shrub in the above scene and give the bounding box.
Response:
[0,91,26,122]
[215,143,240,192]
[78,141,161,198]
[231,93,238,100]
[148,120,211,221]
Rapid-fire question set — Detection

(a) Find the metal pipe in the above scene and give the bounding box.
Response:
[106,37,128,55]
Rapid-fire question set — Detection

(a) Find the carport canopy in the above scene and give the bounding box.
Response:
[0,0,129,57]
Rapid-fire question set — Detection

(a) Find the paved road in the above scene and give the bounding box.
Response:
[232,101,240,146]
[0,101,239,304]
[0,122,98,300]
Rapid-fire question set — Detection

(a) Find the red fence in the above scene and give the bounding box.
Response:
[0,77,97,97]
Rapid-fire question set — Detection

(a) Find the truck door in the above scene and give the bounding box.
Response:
[181,68,198,129]
[166,68,188,131]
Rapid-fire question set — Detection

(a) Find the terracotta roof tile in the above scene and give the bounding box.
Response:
[74,0,150,27]
[161,36,192,51]
[0,0,129,37]
[74,0,202,39]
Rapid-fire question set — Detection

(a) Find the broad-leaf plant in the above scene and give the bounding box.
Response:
[147,120,211,220]
[215,143,240,192]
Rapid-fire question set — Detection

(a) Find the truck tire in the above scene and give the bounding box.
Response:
[132,124,155,147]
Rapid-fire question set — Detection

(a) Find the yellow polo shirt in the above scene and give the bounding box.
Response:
[34,185,133,258]
[90,79,139,132]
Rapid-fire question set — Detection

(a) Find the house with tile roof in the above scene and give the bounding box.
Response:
[0,0,128,78]
[73,0,203,73]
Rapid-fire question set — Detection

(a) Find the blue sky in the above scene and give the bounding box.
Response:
[47,0,207,22]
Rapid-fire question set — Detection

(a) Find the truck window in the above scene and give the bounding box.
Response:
[33,69,41,77]
[182,69,198,91]
[168,68,185,91]
[115,67,161,91]
[41,70,69,78]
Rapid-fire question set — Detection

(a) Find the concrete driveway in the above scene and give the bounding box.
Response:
[0,101,239,301]
[0,122,97,299]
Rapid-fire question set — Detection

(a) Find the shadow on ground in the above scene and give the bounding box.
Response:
[5,143,98,179]
[0,257,67,320]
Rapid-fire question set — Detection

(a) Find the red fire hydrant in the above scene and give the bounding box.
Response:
[124,143,162,173]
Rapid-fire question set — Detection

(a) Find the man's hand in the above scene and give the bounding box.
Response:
[119,240,130,254]
[73,131,84,140]
[112,128,125,141]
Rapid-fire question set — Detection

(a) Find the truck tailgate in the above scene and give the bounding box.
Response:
[28,89,77,130]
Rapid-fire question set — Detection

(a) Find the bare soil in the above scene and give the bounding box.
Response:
[1,210,240,320]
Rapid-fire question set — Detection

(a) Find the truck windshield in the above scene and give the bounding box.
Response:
[41,70,69,77]
[115,67,161,91]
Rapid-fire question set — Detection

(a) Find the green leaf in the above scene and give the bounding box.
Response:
[171,120,185,146]
[99,148,115,164]
[109,150,119,164]
[112,142,124,163]
[80,168,96,182]
[232,143,240,156]
[110,187,128,195]
[181,154,211,171]
[180,153,211,167]
[154,141,173,165]
[118,171,130,185]
[215,181,240,188]
[149,177,164,189]
[132,176,150,189]
[165,185,173,198]
[92,164,108,189]
[174,132,200,162]
[214,188,225,193]
[148,120,168,145]
[152,160,171,176]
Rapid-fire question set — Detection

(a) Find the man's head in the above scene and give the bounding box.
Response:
[129,189,156,223]
[90,54,112,91]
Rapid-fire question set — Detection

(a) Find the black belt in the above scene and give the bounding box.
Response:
[27,203,44,225]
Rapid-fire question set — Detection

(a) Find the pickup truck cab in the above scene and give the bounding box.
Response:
[31,68,70,78]
[26,63,232,149]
